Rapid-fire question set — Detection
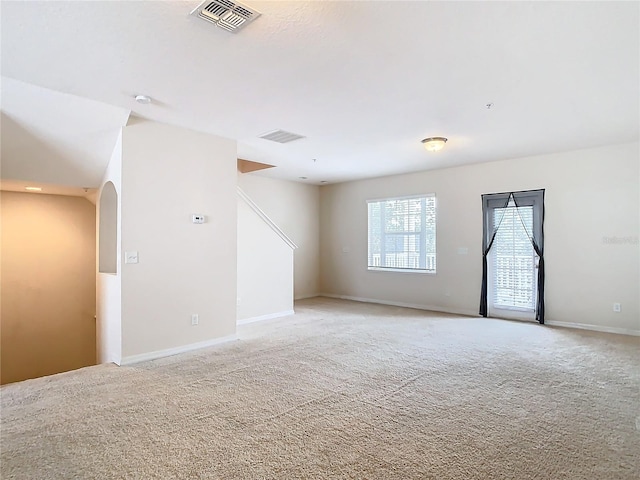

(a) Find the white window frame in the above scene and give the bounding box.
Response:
[367,194,436,274]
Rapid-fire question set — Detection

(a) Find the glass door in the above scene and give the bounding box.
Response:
[488,199,538,321]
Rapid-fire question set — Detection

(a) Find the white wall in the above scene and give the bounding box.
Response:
[320,142,640,334]
[237,173,320,299]
[97,131,122,365]
[237,197,294,321]
[120,120,237,360]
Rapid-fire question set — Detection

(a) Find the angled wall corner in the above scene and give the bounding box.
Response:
[237,194,295,322]
[236,174,321,300]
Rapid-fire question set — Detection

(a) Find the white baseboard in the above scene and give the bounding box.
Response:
[120,334,238,366]
[321,294,640,336]
[237,309,295,325]
[318,293,479,317]
[545,320,640,336]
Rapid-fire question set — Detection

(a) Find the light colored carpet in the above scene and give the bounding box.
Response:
[1,297,639,479]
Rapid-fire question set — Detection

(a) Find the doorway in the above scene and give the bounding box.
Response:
[480,190,545,323]
[0,191,96,384]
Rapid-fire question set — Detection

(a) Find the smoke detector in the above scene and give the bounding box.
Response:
[190,0,261,33]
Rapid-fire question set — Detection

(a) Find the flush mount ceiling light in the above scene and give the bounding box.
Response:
[135,95,152,104]
[25,186,42,191]
[421,137,448,152]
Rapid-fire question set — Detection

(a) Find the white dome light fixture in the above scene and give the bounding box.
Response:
[421,137,448,152]
[135,95,152,105]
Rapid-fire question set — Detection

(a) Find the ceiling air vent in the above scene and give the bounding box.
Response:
[190,0,261,33]
[259,129,306,144]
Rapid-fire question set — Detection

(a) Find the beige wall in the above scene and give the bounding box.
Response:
[237,197,294,321]
[237,173,320,299]
[98,182,118,274]
[120,120,237,360]
[1,192,96,384]
[320,142,640,334]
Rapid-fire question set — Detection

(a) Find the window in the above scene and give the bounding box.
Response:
[491,203,536,310]
[367,194,436,272]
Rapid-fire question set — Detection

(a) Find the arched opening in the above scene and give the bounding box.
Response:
[99,181,117,274]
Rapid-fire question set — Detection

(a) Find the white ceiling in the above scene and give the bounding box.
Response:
[1,1,638,188]
[1,77,130,187]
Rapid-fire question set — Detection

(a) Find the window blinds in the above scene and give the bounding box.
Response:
[367,195,436,271]
[491,205,536,310]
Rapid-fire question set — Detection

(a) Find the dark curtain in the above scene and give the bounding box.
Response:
[479,189,545,323]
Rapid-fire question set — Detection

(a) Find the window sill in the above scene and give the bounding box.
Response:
[367,267,436,275]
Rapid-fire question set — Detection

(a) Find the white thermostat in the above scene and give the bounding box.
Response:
[192,214,205,224]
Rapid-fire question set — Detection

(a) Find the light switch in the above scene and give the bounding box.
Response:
[124,251,139,264]
[457,247,469,255]
[192,214,205,224]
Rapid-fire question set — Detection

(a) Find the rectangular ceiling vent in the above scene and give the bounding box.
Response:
[258,129,306,144]
[190,0,261,33]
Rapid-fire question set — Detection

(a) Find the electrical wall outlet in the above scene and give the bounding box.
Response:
[613,303,621,313]
[191,314,199,325]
